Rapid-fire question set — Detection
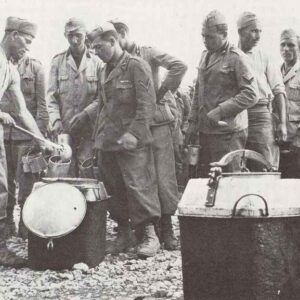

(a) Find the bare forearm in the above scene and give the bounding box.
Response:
[18,109,43,138]
[273,93,286,124]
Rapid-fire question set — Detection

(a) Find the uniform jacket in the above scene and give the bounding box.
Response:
[93,51,156,151]
[0,56,49,140]
[281,60,300,142]
[47,47,102,137]
[190,42,258,134]
[130,44,187,126]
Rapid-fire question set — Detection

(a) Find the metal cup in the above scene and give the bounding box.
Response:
[187,145,201,166]
[79,157,95,179]
[46,155,71,177]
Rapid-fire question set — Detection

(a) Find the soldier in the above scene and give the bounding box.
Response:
[185,10,258,176]
[279,29,300,177]
[48,18,101,176]
[0,16,52,267]
[0,53,48,238]
[237,12,287,170]
[89,22,161,258]
[109,19,187,250]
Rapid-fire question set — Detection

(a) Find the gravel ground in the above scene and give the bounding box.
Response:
[0,214,184,300]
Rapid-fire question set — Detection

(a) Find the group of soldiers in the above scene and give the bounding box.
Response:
[0,9,299,268]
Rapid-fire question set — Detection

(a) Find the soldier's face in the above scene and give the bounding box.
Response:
[280,38,298,65]
[10,32,33,61]
[92,37,114,63]
[202,27,226,52]
[66,29,86,53]
[239,22,262,51]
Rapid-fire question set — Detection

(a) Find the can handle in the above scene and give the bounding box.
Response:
[232,194,269,217]
[47,238,54,251]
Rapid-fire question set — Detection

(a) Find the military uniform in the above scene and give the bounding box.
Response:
[243,47,285,170]
[47,47,101,176]
[280,60,300,177]
[129,44,187,215]
[94,51,160,226]
[190,41,258,175]
[0,56,48,216]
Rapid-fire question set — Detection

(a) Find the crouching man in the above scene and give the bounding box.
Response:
[89,23,161,258]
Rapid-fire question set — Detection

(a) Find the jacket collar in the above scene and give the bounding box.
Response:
[66,47,90,73]
[103,51,131,83]
[282,60,300,84]
[203,41,230,70]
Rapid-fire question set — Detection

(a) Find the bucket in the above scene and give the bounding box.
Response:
[22,149,48,174]
[46,155,71,177]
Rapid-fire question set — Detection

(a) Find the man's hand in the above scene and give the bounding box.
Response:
[50,119,63,136]
[117,132,138,150]
[69,111,89,133]
[0,112,15,126]
[184,122,197,146]
[276,122,287,143]
[207,107,228,127]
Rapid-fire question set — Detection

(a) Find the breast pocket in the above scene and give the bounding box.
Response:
[219,66,235,88]
[287,84,300,121]
[87,76,98,95]
[116,80,134,103]
[20,74,35,95]
[58,75,69,94]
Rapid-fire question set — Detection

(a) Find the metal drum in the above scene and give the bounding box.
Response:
[178,150,300,300]
[24,178,110,270]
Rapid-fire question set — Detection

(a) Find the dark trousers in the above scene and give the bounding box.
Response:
[198,129,248,177]
[151,125,179,215]
[97,145,161,227]
[246,107,279,170]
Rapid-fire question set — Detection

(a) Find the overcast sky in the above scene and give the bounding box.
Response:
[0,0,300,88]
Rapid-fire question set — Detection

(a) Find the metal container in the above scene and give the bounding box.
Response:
[187,144,200,166]
[178,150,300,300]
[79,157,99,179]
[24,178,110,270]
[46,155,71,177]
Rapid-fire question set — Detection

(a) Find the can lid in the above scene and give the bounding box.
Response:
[178,175,300,218]
[23,182,87,238]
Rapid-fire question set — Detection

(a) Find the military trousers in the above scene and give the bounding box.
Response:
[198,129,248,177]
[151,124,179,215]
[4,139,38,214]
[246,106,279,170]
[0,126,7,220]
[97,145,161,227]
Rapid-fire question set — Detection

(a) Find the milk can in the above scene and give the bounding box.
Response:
[178,150,300,300]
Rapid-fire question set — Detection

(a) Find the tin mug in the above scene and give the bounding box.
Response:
[187,145,201,166]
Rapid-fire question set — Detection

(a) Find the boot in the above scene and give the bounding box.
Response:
[161,215,178,250]
[136,223,160,258]
[105,222,133,255]
[0,243,27,268]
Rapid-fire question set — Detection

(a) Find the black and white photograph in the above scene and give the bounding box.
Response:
[0,0,299,299]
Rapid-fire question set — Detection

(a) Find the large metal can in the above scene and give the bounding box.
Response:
[23,177,110,270]
[178,150,300,300]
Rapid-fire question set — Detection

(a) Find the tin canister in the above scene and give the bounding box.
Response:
[187,145,201,166]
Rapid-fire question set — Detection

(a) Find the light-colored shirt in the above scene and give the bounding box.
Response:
[245,47,285,105]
